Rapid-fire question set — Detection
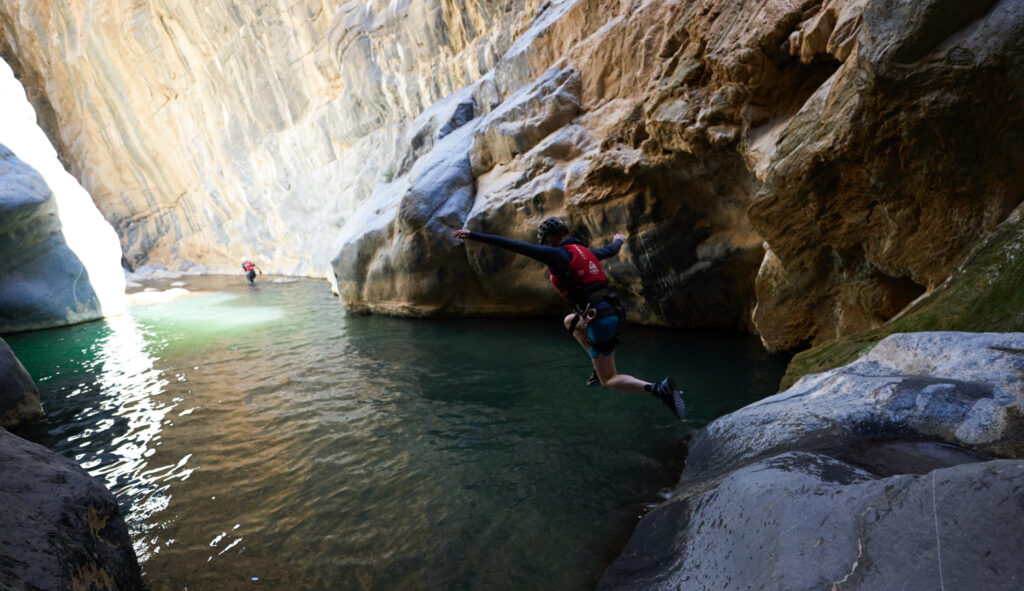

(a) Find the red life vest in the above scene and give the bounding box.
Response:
[242,261,255,272]
[547,243,607,300]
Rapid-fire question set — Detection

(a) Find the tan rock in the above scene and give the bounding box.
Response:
[748,0,1024,349]
[2,0,1021,349]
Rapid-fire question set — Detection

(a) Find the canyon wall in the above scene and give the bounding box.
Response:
[0,60,126,333]
[1,0,1022,349]
[0,0,542,277]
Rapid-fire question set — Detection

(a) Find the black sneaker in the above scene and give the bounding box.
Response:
[652,377,686,420]
[586,370,601,388]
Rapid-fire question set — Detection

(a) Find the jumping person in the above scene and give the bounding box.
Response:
[451,218,686,419]
[241,258,262,285]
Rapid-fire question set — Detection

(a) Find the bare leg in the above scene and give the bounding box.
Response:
[592,352,651,393]
[563,313,590,354]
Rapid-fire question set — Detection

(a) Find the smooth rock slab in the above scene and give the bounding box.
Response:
[600,452,1024,591]
[0,428,143,590]
[685,332,1024,481]
[0,143,103,333]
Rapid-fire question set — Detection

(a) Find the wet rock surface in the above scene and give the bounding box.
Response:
[600,332,1024,589]
[0,427,143,591]
[0,337,42,428]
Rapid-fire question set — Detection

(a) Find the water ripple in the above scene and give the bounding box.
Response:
[6,276,790,590]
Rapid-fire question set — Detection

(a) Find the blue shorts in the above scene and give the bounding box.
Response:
[586,305,620,359]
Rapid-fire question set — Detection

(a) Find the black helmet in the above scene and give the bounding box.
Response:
[537,217,569,244]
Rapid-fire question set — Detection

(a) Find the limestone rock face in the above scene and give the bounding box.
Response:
[0,337,43,428]
[1,0,1022,342]
[748,0,1024,351]
[335,0,768,328]
[0,0,545,277]
[0,143,107,332]
[0,427,144,590]
[334,0,1024,333]
[599,332,1024,589]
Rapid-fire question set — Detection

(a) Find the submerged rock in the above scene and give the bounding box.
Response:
[0,337,43,428]
[600,332,1024,589]
[0,427,144,590]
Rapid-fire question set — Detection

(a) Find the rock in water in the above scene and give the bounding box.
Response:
[0,338,43,428]
[599,453,1024,591]
[0,144,109,332]
[599,332,1024,590]
[0,428,144,590]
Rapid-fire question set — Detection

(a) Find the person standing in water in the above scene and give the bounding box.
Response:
[241,258,262,285]
[451,218,686,419]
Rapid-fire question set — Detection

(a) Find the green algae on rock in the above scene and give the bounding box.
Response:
[782,205,1024,390]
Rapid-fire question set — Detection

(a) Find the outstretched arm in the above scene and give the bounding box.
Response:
[451,229,567,267]
[590,233,626,260]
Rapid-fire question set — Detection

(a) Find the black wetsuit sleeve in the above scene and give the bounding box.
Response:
[589,239,623,260]
[466,231,569,268]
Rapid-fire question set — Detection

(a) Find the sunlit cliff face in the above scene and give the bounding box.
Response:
[1,0,1021,348]
[0,58,125,330]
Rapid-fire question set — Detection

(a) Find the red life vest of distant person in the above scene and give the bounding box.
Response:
[242,261,255,272]
[547,243,607,301]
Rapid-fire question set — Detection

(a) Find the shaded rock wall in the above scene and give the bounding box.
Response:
[600,331,1024,589]
[748,0,1024,350]
[334,0,768,328]
[338,0,1023,338]
[781,202,1024,389]
[1,0,1022,346]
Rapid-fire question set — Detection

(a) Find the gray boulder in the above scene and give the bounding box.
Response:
[600,452,1024,591]
[0,428,143,590]
[0,143,103,333]
[0,337,43,428]
[600,332,1024,589]
[687,332,1024,481]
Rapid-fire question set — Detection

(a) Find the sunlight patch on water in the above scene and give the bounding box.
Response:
[129,291,285,335]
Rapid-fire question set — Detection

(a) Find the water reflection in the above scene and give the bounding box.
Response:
[62,314,185,561]
[8,277,790,590]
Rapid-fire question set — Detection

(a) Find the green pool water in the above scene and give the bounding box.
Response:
[6,276,788,590]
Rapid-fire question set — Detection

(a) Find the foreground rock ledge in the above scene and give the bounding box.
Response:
[1,345,143,591]
[599,332,1024,590]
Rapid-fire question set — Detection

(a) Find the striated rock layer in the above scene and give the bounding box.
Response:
[0,0,545,277]
[1,0,1022,347]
